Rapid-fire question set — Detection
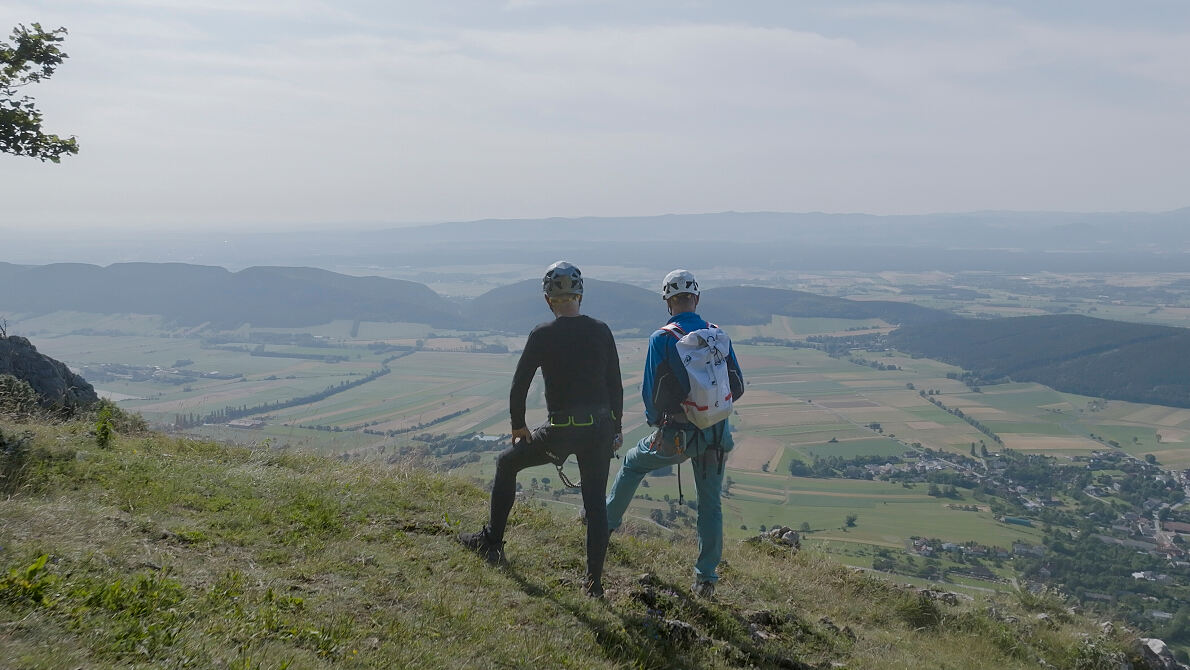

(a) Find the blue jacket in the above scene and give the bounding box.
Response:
[641,311,744,429]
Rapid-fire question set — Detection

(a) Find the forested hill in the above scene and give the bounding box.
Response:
[700,287,952,327]
[0,262,952,334]
[469,282,953,335]
[469,278,661,334]
[0,262,461,329]
[889,314,1190,408]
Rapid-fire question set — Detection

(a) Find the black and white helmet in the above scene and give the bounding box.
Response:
[661,269,699,300]
[543,261,583,298]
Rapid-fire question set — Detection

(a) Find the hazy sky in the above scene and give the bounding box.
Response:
[2,1,1188,230]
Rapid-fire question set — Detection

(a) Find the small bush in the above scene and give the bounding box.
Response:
[0,427,33,494]
[71,571,188,657]
[87,400,147,448]
[1069,636,1127,670]
[95,405,114,448]
[1015,585,1070,619]
[86,399,148,435]
[0,554,59,608]
[0,374,42,421]
[895,592,942,630]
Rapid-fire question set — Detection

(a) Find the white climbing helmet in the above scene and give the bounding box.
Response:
[661,269,699,300]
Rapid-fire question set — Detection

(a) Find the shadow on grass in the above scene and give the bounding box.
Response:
[501,565,695,670]
[501,566,812,670]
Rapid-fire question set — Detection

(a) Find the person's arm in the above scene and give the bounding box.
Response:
[604,325,623,433]
[727,342,745,401]
[640,330,667,426]
[509,330,542,432]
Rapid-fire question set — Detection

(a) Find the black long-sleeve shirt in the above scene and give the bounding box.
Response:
[509,315,623,432]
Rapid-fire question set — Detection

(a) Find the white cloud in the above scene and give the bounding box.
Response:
[73,0,356,20]
[825,2,1019,25]
[502,0,603,9]
[1,2,1188,229]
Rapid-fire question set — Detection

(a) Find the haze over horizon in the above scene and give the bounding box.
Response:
[1,0,1188,232]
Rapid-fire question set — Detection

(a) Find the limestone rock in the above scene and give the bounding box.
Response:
[745,526,800,550]
[1134,638,1188,670]
[746,610,781,626]
[914,587,965,606]
[749,622,775,641]
[659,617,704,644]
[0,336,98,409]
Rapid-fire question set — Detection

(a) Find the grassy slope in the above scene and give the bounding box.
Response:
[0,420,1141,670]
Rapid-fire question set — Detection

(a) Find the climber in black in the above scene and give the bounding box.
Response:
[458,261,623,598]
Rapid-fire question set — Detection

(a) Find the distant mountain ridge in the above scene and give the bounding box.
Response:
[889,314,1190,408]
[700,287,952,328]
[0,262,953,334]
[6,209,1189,273]
[375,208,1190,250]
[468,278,662,334]
[344,209,1190,273]
[0,262,460,329]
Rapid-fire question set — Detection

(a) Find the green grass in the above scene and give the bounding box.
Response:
[798,437,906,459]
[0,418,1141,669]
[8,311,173,337]
[754,425,860,439]
[726,316,890,339]
[773,447,798,475]
[983,422,1073,436]
[12,315,1190,633]
[689,473,1043,548]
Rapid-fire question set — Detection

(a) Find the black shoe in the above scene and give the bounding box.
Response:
[458,526,505,565]
[692,580,715,599]
[583,576,605,599]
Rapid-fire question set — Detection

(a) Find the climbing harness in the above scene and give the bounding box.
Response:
[545,411,617,488]
[648,420,727,506]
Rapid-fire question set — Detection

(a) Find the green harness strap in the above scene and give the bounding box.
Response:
[546,411,617,487]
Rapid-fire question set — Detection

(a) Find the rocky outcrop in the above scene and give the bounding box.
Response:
[0,336,98,409]
[1135,638,1190,670]
[744,526,802,550]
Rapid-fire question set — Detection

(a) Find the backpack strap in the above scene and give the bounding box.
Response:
[661,323,686,340]
[677,461,684,505]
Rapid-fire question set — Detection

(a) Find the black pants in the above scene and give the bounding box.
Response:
[488,419,615,583]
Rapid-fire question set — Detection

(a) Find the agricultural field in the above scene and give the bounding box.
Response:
[11,310,1190,592]
[453,450,1036,597]
[727,315,893,340]
[815,271,1190,329]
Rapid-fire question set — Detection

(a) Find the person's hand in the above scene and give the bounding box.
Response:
[612,432,623,451]
[512,427,532,445]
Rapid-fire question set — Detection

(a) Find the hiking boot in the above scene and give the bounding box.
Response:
[583,576,605,599]
[692,580,715,599]
[458,526,505,565]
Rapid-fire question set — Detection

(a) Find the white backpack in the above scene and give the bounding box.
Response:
[662,323,734,429]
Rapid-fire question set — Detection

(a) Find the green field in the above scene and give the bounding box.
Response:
[726,315,892,339]
[796,437,906,459]
[13,310,1190,583]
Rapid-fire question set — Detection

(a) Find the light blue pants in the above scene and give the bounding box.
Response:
[606,428,729,583]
